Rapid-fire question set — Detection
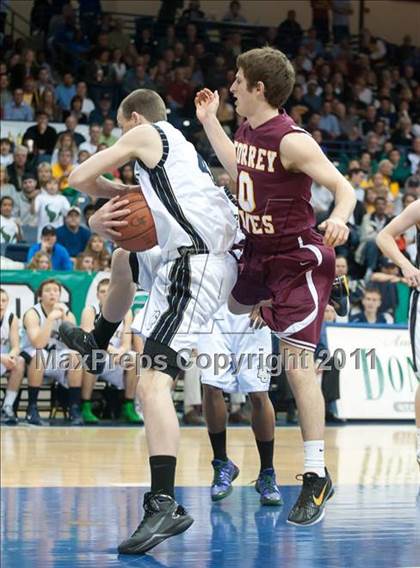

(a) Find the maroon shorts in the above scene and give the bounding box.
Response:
[231,230,336,351]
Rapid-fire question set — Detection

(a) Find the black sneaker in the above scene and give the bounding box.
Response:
[59,322,105,375]
[69,404,84,426]
[287,469,334,526]
[118,492,194,555]
[26,404,47,426]
[1,405,18,425]
[329,275,350,317]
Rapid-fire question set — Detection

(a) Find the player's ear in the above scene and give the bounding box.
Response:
[256,81,265,97]
[133,112,147,125]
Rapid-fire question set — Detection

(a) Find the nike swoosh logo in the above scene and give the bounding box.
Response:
[313,484,328,506]
[299,261,311,266]
[147,515,168,533]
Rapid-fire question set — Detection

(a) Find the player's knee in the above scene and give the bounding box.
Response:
[203,384,224,399]
[111,247,130,278]
[15,355,25,374]
[227,295,252,315]
[249,391,268,408]
[137,371,170,404]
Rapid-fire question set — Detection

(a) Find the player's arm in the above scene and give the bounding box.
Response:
[68,124,163,197]
[280,133,356,247]
[81,306,96,333]
[376,200,420,287]
[195,89,238,181]
[24,309,56,349]
[9,315,20,358]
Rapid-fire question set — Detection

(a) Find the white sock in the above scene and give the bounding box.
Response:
[3,390,17,408]
[304,440,325,477]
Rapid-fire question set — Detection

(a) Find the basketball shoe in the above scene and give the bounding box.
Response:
[329,275,350,317]
[255,468,283,506]
[1,405,18,425]
[118,492,193,555]
[26,404,47,426]
[211,459,240,501]
[59,322,105,375]
[287,469,334,526]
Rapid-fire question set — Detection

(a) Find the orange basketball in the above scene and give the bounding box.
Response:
[113,191,157,252]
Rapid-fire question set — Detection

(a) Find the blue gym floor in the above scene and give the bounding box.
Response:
[1,485,419,568]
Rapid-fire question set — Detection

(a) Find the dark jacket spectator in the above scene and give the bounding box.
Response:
[22,112,58,157]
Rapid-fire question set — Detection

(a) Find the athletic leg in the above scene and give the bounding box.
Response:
[26,353,47,425]
[81,370,99,423]
[202,383,239,501]
[249,391,282,506]
[282,342,333,526]
[1,356,24,424]
[122,365,142,424]
[59,249,137,371]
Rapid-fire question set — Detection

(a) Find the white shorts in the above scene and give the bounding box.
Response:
[410,289,420,378]
[131,252,237,354]
[199,304,272,393]
[23,347,74,387]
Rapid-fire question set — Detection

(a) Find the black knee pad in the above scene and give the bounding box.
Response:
[143,338,185,380]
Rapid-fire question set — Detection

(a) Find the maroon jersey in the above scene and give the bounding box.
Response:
[234,111,315,243]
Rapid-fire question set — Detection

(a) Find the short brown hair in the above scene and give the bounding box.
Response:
[120,89,167,122]
[97,278,110,291]
[37,278,62,299]
[237,47,295,108]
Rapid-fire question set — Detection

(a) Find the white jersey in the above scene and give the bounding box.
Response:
[21,303,68,353]
[0,311,14,354]
[134,121,236,256]
[34,192,70,240]
[0,215,19,244]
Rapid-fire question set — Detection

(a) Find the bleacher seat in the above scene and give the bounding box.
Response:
[5,243,30,263]
[21,225,38,244]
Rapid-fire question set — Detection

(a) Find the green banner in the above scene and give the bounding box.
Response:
[0,270,150,323]
[0,270,95,322]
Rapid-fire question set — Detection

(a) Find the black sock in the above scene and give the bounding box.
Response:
[256,439,274,472]
[150,455,176,497]
[69,387,81,407]
[28,387,39,406]
[92,315,121,350]
[209,430,227,461]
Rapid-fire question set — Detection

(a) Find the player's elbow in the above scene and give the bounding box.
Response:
[69,168,89,192]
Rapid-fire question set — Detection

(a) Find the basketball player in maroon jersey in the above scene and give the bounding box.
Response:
[196,46,356,526]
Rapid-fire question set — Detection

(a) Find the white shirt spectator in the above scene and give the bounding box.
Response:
[0,215,19,244]
[79,141,98,154]
[81,98,95,119]
[0,153,14,167]
[34,192,70,240]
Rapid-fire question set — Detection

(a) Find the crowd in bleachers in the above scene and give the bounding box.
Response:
[0,1,419,425]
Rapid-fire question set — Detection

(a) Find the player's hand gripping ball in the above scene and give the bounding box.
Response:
[113,191,158,252]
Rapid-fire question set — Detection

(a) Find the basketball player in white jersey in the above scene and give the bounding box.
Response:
[80,278,141,424]
[200,302,282,505]
[0,288,25,425]
[58,89,237,554]
[130,238,281,505]
[21,279,83,426]
[377,199,420,464]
